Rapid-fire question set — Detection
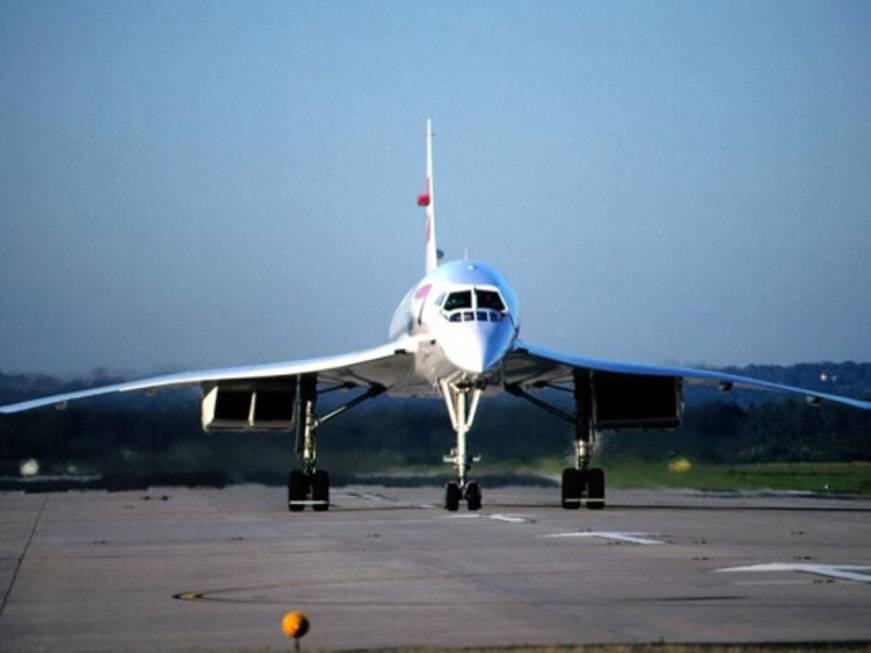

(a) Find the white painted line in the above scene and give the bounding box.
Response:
[359,493,389,502]
[733,580,810,586]
[542,531,664,545]
[335,492,436,510]
[716,563,871,583]
[489,514,530,524]
[443,513,532,523]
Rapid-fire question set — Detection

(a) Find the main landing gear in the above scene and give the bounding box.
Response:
[507,370,606,510]
[440,379,483,511]
[287,374,385,512]
[561,376,605,510]
[561,466,605,511]
[288,469,330,513]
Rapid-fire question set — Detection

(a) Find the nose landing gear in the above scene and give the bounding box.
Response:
[443,479,482,512]
[440,379,484,511]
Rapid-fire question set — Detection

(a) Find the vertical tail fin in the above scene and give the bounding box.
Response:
[416,118,438,273]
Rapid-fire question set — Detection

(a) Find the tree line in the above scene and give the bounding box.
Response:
[1,363,869,486]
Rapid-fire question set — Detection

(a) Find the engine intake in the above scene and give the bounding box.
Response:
[201,379,297,432]
[591,371,683,431]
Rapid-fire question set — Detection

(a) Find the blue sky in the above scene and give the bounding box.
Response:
[1,1,870,375]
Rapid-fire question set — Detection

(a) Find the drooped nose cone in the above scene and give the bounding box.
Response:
[443,323,515,375]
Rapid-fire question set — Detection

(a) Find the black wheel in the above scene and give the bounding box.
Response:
[444,482,461,511]
[465,481,482,511]
[586,467,605,510]
[288,470,308,512]
[561,468,582,509]
[312,469,330,512]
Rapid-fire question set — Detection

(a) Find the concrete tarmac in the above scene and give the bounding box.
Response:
[1,484,870,651]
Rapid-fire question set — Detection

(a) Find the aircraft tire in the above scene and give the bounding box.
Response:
[288,470,308,512]
[312,469,330,512]
[586,468,605,510]
[561,468,582,509]
[465,481,482,511]
[444,482,461,511]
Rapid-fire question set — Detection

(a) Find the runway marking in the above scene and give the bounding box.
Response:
[445,513,532,524]
[336,491,436,509]
[489,514,531,523]
[542,531,664,545]
[349,493,389,502]
[716,563,871,584]
[732,580,810,586]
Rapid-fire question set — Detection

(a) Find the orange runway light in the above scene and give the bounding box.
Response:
[281,611,310,651]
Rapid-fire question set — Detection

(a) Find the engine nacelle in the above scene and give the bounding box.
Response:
[201,380,297,432]
[591,371,683,431]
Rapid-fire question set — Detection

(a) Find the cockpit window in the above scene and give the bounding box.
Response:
[441,287,509,323]
[475,289,505,312]
[444,291,472,311]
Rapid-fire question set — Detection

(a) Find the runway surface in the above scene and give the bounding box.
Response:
[2,484,870,651]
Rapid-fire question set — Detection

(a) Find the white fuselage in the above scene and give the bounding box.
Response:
[389,260,519,391]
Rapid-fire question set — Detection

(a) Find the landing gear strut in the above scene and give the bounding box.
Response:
[440,379,483,511]
[287,375,385,512]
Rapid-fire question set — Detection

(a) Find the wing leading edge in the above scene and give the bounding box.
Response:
[5,337,870,414]
[0,336,425,415]
[505,341,871,411]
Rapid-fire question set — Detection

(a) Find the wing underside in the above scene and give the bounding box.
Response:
[505,341,871,411]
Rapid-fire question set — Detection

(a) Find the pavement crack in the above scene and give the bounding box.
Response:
[0,495,47,620]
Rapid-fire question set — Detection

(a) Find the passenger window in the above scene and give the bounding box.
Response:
[463,311,475,322]
[476,290,505,311]
[490,311,501,322]
[449,313,462,323]
[477,311,488,321]
[444,291,472,310]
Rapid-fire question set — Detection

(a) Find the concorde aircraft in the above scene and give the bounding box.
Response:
[3,120,870,512]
